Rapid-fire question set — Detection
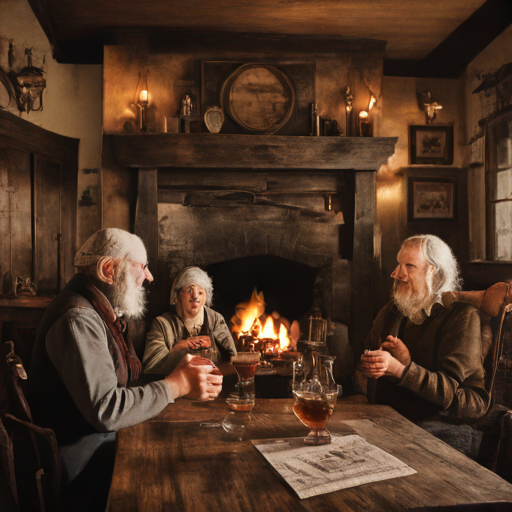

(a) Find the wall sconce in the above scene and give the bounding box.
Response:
[419,90,442,124]
[15,48,46,113]
[358,93,377,137]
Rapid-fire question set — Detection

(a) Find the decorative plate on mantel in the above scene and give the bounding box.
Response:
[220,63,295,134]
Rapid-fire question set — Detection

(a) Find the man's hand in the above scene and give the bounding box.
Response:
[164,354,223,401]
[358,349,406,380]
[173,336,211,352]
[380,336,411,366]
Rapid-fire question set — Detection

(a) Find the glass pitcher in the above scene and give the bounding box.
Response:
[292,351,341,445]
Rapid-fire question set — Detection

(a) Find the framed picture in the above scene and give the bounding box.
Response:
[408,177,457,221]
[410,125,454,165]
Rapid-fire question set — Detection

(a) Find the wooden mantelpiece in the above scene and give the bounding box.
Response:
[109,134,397,171]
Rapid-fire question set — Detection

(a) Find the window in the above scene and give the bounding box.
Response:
[487,112,512,261]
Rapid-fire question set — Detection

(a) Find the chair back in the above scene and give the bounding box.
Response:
[0,341,61,512]
[442,282,512,405]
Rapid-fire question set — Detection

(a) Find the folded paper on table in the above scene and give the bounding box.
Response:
[253,434,417,499]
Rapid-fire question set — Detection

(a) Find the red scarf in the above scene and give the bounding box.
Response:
[66,273,142,385]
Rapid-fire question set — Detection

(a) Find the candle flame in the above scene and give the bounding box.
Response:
[368,94,377,111]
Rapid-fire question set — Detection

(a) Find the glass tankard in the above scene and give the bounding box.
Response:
[292,352,341,445]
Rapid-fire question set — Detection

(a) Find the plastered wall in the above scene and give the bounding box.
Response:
[0,0,103,247]
[374,75,466,309]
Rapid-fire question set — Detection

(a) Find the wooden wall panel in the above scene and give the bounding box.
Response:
[0,148,11,295]
[34,157,61,294]
[60,161,78,289]
[9,150,32,288]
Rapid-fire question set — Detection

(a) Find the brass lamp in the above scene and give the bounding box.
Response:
[300,307,334,348]
[138,89,149,132]
[16,48,46,113]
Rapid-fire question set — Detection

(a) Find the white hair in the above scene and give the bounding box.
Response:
[401,234,461,299]
[170,267,213,307]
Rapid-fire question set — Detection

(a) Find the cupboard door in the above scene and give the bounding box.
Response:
[0,148,32,295]
[34,156,61,294]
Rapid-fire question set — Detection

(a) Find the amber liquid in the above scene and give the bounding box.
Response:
[228,401,254,412]
[293,393,334,429]
[233,362,258,380]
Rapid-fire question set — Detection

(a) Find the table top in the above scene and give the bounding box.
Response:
[108,395,512,512]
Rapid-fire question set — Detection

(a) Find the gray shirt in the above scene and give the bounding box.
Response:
[46,307,173,433]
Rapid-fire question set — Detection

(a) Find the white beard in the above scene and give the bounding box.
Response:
[107,264,147,320]
[392,279,435,325]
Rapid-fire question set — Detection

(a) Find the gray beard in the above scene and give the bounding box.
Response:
[392,281,435,325]
[99,265,147,321]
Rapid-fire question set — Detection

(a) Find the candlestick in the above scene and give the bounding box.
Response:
[358,110,373,137]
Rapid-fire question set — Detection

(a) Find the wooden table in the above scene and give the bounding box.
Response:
[108,396,512,511]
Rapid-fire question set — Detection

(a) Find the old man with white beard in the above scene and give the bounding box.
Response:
[358,234,490,423]
[28,228,223,512]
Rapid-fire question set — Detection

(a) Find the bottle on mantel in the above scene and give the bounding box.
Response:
[311,103,320,136]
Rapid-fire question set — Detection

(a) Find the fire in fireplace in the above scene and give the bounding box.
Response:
[230,287,300,356]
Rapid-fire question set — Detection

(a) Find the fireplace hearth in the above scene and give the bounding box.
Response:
[110,133,397,372]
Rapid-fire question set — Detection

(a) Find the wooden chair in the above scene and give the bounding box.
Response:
[442,281,512,413]
[434,282,512,478]
[0,341,61,512]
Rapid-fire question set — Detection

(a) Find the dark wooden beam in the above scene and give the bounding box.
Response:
[134,169,158,273]
[384,0,512,79]
[351,171,377,357]
[110,134,397,171]
[27,0,104,64]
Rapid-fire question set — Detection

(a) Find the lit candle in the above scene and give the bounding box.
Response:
[358,110,372,137]
[139,89,148,104]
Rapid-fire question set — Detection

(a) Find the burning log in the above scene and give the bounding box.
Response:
[230,287,296,356]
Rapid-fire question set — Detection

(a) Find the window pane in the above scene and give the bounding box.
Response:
[496,167,512,201]
[490,118,512,201]
[495,201,512,261]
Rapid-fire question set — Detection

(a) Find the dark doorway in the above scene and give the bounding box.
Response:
[207,255,318,327]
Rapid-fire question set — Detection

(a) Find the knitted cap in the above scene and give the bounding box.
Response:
[74,228,147,267]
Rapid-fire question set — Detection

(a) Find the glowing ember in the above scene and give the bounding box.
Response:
[231,287,294,352]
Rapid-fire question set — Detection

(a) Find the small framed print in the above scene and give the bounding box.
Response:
[410,125,454,165]
[408,177,457,221]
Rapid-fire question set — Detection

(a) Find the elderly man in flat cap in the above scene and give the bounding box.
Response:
[29,228,223,511]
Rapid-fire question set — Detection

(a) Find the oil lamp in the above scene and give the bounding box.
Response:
[300,307,334,347]
[15,48,46,113]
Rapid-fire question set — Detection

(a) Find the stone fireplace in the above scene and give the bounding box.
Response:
[109,133,397,372]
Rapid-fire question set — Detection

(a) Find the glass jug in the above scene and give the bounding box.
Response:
[292,351,341,445]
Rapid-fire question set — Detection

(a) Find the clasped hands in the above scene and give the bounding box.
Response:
[358,336,411,380]
[174,335,211,352]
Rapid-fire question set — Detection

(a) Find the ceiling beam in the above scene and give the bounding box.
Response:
[384,0,512,79]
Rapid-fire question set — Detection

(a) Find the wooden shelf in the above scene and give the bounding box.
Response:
[108,133,397,171]
[0,296,53,309]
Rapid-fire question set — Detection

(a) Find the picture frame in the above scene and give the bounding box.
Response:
[408,177,457,221]
[410,125,454,165]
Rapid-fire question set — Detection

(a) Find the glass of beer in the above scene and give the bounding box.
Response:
[231,352,261,400]
[292,352,340,445]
